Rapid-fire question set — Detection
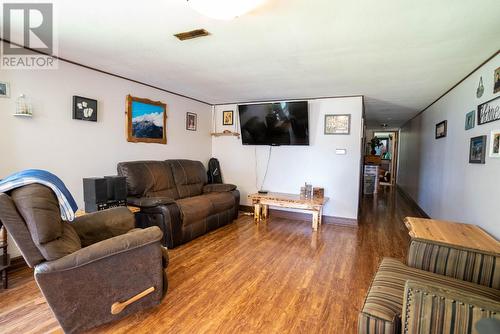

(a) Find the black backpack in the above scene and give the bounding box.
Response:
[207,158,222,184]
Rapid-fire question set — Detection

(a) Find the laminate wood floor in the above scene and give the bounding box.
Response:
[0,188,422,333]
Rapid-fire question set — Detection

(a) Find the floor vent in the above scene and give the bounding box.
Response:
[174,29,210,41]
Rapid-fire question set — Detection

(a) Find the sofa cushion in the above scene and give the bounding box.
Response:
[117,161,179,199]
[168,160,207,198]
[176,196,212,226]
[10,184,81,261]
[205,192,235,214]
[203,183,237,193]
[359,258,500,334]
[11,184,63,244]
[37,223,82,261]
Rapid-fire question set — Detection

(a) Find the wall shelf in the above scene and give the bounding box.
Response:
[13,113,33,117]
[211,131,240,139]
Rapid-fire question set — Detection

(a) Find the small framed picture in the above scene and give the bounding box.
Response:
[469,135,487,164]
[435,120,447,139]
[494,66,500,94]
[186,112,197,131]
[324,114,351,135]
[73,96,98,122]
[465,111,475,130]
[0,81,10,98]
[223,110,234,125]
[490,130,500,158]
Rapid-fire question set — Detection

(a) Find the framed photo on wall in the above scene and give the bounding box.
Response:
[126,95,167,144]
[464,111,475,130]
[435,120,447,139]
[494,66,500,94]
[490,130,500,158]
[324,114,351,135]
[72,96,98,122]
[477,96,500,125]
[0,81,10,98]
[223,110,234,125]
[186,112,197,131]
[469,135,487,164]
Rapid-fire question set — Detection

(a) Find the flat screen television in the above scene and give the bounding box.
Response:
[238,101,309,145]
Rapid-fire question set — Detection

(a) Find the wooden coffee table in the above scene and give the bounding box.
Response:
[248,192,328,231]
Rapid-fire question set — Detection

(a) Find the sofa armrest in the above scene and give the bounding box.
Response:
[35,227,163,273]
[71,207,135,246]
[402,280,500,334]
[407,239,500,289]
[127,196,175,208]
[203,183,237,193]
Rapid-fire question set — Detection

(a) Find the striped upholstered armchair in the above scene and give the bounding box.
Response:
[358,220,500,334]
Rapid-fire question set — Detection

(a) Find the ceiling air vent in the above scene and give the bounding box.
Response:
[174,29,210,41]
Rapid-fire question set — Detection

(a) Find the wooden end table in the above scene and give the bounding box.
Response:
[0,224,11,289]
[75,206,140,217]
[248,192,329,231]
[404,217,500,254]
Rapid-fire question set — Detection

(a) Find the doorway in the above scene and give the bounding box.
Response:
[365,131,399,186]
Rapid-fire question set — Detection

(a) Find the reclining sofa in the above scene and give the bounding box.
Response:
[118,159,240,248]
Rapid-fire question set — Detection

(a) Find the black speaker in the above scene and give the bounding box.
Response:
[83,178,107,203]
[104,176,127,201]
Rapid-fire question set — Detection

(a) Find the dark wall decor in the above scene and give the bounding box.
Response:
[435,120,447,139]
[477,96,500,125]
[73,96,97,121]
[186,112,197,131]
[469,135,487,164]
[494,66,500,94]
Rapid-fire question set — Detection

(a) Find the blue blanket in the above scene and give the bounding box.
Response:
[0,169,78,221]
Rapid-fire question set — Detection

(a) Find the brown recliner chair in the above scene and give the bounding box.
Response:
[0,184,169,334]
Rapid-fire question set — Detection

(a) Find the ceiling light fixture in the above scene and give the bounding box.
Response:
[187,0,267,20]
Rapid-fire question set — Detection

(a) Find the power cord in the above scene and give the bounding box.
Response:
[255,146,272,191]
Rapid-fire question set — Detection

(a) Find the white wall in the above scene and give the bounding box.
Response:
[398,54,500,238]
[212,97,363,220]
[1,54,212,256]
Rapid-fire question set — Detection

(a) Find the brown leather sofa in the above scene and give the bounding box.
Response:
[0,184,168,334]
[117,159,240,248]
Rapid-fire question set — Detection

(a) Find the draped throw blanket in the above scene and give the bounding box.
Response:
[0,169,78,221]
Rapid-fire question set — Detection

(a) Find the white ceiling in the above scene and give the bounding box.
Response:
[7,0,500,127]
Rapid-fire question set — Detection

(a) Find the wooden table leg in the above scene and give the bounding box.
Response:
[312,211,319,231]
[262,204,269,220]
[318,207,323,226]
[254,203,261,223]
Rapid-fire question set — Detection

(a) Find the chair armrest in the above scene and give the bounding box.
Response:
[71,207,135,246]
[35,227,163,274]
[127,196,175,208]
[407,239,500,289]
[402,280,500,334]
[203,183,237,193]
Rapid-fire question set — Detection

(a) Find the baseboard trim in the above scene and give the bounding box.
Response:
[239,205,358,227]
[396,185,430,218]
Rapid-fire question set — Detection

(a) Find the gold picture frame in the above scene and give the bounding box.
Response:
[126,95,167,144]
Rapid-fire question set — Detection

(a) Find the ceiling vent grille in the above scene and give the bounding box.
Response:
[174,29,210,41]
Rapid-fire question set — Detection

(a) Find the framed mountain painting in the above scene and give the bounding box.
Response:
[126,95,167,144]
